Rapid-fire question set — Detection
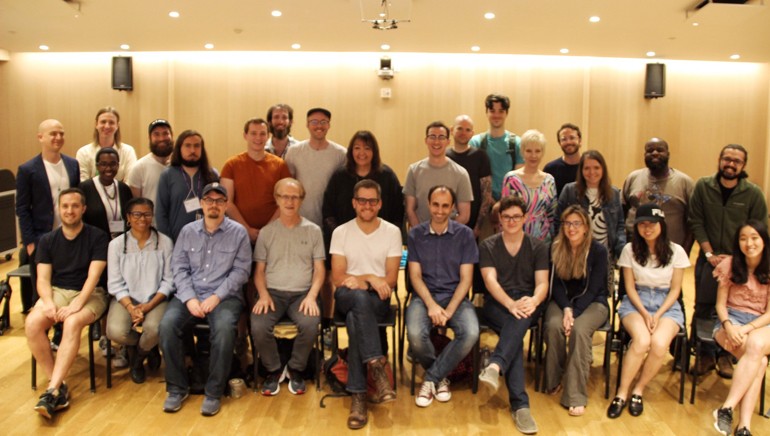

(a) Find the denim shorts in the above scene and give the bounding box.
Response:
[712,307,764,337]
[617,286,684,328]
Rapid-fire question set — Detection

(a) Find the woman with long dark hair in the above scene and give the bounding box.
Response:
[607,203,690,419]
[712,220,770,436]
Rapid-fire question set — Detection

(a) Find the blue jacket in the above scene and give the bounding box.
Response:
[16,154,80,246]
[556,182,625,260]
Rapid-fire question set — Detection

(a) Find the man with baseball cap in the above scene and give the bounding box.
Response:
[159,182,251,416]
[127,119,174,206]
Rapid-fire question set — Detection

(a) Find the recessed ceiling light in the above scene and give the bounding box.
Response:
[291,43,301,50]
[271,10,282,17]
[471,46,480,52]
[484,12,495,20]
[381,44,390,51]
[560,48,569,54]
[589,16,600,23]
[169,11,180,18]
[646,51,656,57]
[730,54,741,60]
[39,45,49,51]
[204,43,214,50]
[120,44,130,50]
[692,22,700,27]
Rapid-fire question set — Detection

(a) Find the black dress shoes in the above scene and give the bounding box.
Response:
[607,397,626,419]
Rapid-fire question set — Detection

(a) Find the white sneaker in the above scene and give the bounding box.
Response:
[415,381,435,407]
[435,378,451,402]
[479,365,500,393]
[99,336,108,357]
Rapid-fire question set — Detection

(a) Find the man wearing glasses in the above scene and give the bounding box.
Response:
[404,121,473,227]
[160,182,251,416]
[688,144,767,379]
[250,178,324,397]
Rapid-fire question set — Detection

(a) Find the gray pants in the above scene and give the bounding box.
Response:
[544,301,608,407]
[250,290,320,373]
[106,298,168,352]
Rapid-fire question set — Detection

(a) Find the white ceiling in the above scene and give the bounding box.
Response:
[1,0,769,62]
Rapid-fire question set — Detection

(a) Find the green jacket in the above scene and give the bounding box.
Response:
[688,174,768,254]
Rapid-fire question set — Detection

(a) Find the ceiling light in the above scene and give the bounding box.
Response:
[646,51,656,57]
[291,43,301,50]
[381,44,390,50]
[730,54,740,60]
[120,44,130,50]
[271,10,282,17]
[560,48,569,54]
[39,45,49,51]
[692,22,700,27]
[589,16,600,23]
[471,46,480,52]
[204,43,214,50]
[484,12,495,20]
[169,11,180,18]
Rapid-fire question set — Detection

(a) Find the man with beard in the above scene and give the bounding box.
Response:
[265,104,299,159]
[160,182,251,416]
[127,119,174,206]
[544,123,583,197]
[156,130,219,241]
[688,144,767,378]
[622,138,694,252]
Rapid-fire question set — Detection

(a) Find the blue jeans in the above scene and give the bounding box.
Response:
[483,294,543,411]
[159,297,243,399]
[334,286,390,393]
[406,296,479,383]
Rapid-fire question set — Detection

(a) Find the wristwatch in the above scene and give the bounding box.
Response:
[705,252,714,259]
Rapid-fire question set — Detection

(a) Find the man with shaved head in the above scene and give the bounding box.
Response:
[447,115,492,235]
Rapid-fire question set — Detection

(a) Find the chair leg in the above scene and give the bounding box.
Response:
[678,333,686,404]
[690,340,701,404]
[250,333,259,393]
[533,326,541,393]
[759,369,766,416]
[106,338,112,389]
[31,356,37,390]
[316,324,322,391]
[471,338,480,394]
[604,329,612,399]
[391,324,397,392]
[88,323,96,393]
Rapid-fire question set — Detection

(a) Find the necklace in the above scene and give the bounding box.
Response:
[103,182,117,200]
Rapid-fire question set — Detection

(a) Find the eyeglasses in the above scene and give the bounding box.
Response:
[426,134,449,142]
[127,212,153,219]
[202,197,227,206]
[354,197,380,206]
[500,214,524,223]
[97,161,119,168]
[276,194,302,202]
[559,135,579,142]
[720,157,744,166]
[563,220,584,229]
[308,120,330,126]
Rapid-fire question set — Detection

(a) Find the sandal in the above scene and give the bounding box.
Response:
[568,406,586,416]
[628,394,643,416]
[607,397,626,419]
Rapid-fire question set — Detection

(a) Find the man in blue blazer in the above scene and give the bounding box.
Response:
[16,119,80,303]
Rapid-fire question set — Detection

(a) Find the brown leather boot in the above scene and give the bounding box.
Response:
[347,392,368,429]
[367,357,396,403]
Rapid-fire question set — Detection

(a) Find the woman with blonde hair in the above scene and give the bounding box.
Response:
[76,106,137,182]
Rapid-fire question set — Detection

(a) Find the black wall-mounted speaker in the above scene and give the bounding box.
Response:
[112,56,133,91]
[644,63,665,99]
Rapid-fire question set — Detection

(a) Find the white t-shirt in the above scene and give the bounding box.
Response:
[126,153,168,206]
[617,241,690,288]
[329,218,402,278]
[42,158,70,229]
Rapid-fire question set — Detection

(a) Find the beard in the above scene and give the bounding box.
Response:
[645,155,669,172]
[718,166,743,180]
[151,139,173,158]
[271,124,290,140]
[180,157,200,167]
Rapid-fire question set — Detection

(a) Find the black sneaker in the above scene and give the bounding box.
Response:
[54,383,70,411]
[713,406,733,435]
[146,346,162,371]
[287,367,306,395]
[735,426,752,436]
[261,371,281,396]
[34,389,57,419]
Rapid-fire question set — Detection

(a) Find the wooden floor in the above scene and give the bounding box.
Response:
[1,253,769,436]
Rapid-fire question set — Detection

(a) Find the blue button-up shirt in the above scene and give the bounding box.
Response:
[171,217,251,304]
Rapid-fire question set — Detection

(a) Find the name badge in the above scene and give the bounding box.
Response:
[184,197,201,213]
[109,220,125,233]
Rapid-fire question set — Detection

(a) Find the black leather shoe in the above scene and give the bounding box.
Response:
[607,397,625,419]
[628,394,643,416]
[716,355,734,379]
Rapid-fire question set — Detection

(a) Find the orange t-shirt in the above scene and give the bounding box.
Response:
[220,152,291,229]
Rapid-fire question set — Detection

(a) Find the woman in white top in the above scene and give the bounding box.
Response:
[607,203,690,419]
[76,106,137,182]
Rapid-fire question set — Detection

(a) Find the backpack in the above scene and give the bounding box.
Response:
[320,348,395,408]
[479,132,520,171]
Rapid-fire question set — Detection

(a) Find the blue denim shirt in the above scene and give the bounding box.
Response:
[171,217,251,304]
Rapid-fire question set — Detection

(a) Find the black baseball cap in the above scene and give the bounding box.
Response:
[634,203,665,224]
[202,182,227,198]
[148,119,172,135]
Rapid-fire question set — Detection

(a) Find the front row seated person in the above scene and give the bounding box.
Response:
[331,179,402,430]
[26,188,109,419]
[478,195,549,435]
[712,220,770,436]
[607,203,690,419]
[106,197,175,384]
[159,182,251,416]
[406,185,479,407]
[251,178,324,396]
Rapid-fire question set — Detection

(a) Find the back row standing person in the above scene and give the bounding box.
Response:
[76,107,137,183]
[544,123,583,198]
[127,119,175,206]
[265,103,299,159]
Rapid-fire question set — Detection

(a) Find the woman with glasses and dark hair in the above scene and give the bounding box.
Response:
[712,220,770,436]
[106,198,174,384]
[544,205,609,416]
[607,203,690,419]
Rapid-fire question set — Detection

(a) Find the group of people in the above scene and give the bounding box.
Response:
[13,94,770,435]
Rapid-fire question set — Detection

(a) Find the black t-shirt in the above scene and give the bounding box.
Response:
[543,158,579,197]
[36,224,109,291]
[479,232,549,296]
[446,147,491,229]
